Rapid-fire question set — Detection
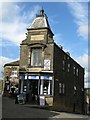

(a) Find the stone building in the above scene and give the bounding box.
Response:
[85,89,90,114]
[0,79,4,94]
[4,9,84,114]
[4,60,19,94]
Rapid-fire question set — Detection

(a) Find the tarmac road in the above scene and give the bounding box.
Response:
[1,96,89,119]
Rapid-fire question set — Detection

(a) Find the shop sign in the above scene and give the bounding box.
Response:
[40,96,45,106]
[41,76,52,80]
[28,76,39,80]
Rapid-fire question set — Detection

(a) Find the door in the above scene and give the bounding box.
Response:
[28,80,39,104]
[31,80,38,96]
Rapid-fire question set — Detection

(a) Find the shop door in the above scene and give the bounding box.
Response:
[31,80,38,96]
[28,80,39,104]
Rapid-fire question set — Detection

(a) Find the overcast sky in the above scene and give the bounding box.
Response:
[0,0,89,88]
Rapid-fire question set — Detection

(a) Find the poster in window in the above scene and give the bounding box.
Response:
[44,59,50,70]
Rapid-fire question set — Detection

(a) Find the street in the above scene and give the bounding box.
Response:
[1,96,89,119]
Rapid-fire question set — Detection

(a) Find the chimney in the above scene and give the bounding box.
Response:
[58,45,63,49]
[66,52,70,56]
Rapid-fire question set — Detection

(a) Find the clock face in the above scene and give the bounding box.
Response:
[44,59,50,70]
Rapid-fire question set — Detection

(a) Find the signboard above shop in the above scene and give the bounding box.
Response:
[41,76,52,80]
[21,75,52,81]
[28,76,39,80]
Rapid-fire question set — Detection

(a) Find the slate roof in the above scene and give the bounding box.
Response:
[27,8,53,34]
[29,16,50,29]
[4,60,19,67]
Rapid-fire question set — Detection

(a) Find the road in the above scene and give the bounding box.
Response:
[1,96,89,119]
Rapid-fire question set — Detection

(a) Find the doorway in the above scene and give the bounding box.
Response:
[28,80,39,104]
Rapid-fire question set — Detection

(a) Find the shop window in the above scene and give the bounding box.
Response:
[40,80,52,95]
[43,81,49,95]
[31,48,42,66]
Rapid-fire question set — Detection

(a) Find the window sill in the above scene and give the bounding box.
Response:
[28,65,43,68]
[39,94,53,97]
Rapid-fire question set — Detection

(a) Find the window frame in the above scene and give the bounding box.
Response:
[30,47,42,67]
[59,83,62,94]
[73,66,76,75]
[59,82,65,95]
[40,80,52,96]
[67,63,70,72]
[62,60,66,70]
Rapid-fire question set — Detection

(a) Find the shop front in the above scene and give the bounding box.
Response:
[19,72,53,106]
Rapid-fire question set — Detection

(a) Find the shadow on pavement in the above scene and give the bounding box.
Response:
[2,96,89,120]
[2,96,59,119]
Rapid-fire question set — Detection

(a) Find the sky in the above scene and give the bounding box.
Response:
[0,1,89,88]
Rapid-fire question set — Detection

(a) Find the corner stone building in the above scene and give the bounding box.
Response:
[4,9,85,114]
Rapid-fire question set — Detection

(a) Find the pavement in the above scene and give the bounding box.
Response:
[50,111,89,118]
[1,96,89,119]
[23,104,89,118]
